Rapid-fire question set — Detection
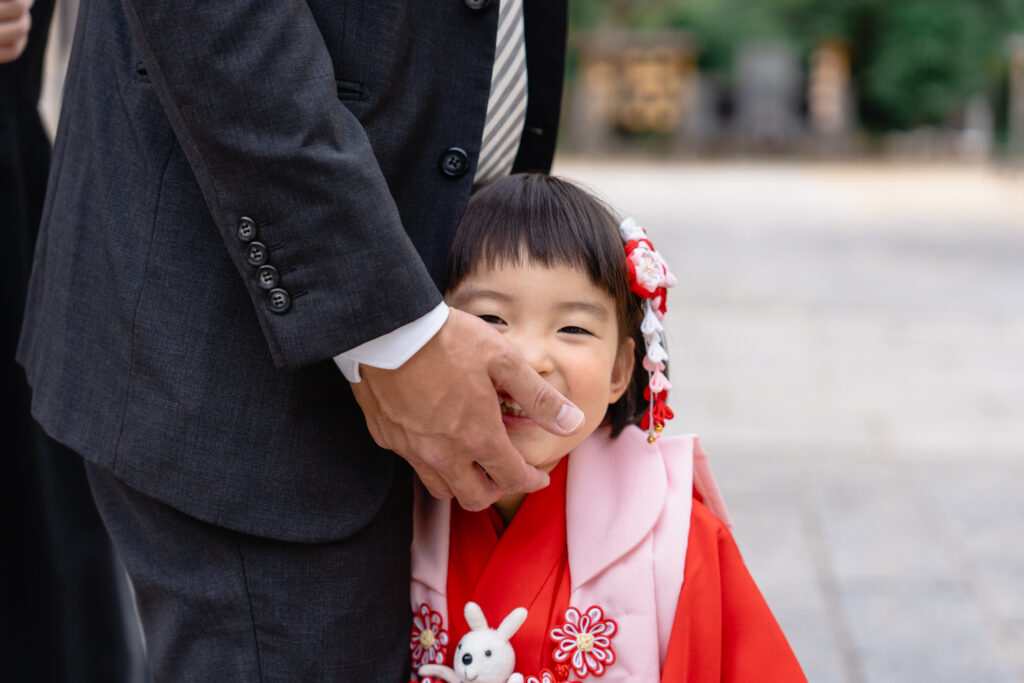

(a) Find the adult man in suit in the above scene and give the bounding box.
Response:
[18,0,574,679]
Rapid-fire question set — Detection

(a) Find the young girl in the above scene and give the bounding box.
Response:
[409,174,805,682]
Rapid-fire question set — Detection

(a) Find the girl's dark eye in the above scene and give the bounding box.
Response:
[560,325,592,336]
[485,650,492,657]
[478,314,505,325]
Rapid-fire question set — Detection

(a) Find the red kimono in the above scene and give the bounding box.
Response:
[410,429,806,682]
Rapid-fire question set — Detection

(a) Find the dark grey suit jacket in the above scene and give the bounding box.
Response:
[18,0,566,543]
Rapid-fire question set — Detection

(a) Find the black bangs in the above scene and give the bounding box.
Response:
[447,173,627,303]
[446,172,655,437]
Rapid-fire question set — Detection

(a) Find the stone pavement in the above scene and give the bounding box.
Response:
[554,160,1024,682]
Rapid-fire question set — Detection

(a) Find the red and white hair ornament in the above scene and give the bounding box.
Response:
[620,217,677,443]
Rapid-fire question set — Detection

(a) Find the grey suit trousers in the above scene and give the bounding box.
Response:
[86,461,414,683]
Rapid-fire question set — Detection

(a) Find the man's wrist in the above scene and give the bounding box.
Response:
[333,303,450,382]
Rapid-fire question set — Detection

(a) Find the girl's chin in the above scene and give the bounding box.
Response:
[512,443,568,473]
[501,416,579,470]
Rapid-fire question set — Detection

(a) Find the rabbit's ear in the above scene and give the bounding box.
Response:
[464,601,488,631]
[496,607,528,641]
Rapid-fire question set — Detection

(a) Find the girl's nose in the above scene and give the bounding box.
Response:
[516,333,554,375]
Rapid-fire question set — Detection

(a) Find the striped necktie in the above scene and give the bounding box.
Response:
[475,0,528,183]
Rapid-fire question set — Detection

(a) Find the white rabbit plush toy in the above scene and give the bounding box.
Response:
[418,602,528,683]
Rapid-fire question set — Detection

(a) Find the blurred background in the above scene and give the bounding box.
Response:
[36,1,1024,681]
[552,2,1024,682]
[560,0,1024,159]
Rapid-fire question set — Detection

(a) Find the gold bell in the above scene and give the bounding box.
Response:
[647,433,657,444]
[654,423,664,433]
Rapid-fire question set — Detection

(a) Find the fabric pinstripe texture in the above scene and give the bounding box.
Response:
[475,0,528,183]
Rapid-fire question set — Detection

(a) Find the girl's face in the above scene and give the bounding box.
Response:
[446,260,635,472]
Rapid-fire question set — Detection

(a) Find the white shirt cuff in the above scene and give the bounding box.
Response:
[333,302,450,382]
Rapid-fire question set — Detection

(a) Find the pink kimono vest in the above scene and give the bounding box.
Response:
[410,426,731,681]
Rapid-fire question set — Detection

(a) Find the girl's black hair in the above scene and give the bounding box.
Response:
[446,172,656,436]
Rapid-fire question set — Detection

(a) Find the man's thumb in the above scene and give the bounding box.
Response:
[494,357,584,436]
[552,401,585,434]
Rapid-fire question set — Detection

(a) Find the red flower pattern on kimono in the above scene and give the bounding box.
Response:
[526,669,582,683]
[549,606,617,678]
[410,603,448,669]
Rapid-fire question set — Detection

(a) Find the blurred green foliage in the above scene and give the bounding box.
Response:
[569,0,1024,133]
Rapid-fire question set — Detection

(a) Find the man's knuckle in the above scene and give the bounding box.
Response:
[418,473,451,499]
[461,430,491,457]
[486,340,523,375]
[428,485,453,500]
[363,423,388,448]
[418,445,450,472]
[460,493,490,512]
[496,473,525,492]
[490,350,515,376]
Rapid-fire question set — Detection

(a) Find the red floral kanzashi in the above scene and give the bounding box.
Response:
[624,238,672,300]
[526,669,583,683]
[620,217,677,442]
[640,387,675,432]
[410,603,449,669]
[549,606,618,678]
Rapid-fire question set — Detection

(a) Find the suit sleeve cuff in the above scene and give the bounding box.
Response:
[334,303,450,383]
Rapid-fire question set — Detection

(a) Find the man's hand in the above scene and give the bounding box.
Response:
[350,309,585,511]
[0,0,33,64]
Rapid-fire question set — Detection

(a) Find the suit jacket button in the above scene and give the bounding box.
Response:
[439,147,469,178]
[256,265,280,290]
[267,288,291,314]
[245,241,268,266]
[237,216,258,242]
[464,0,492,9]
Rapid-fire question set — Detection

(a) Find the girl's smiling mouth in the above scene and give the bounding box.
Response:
[498,394,527,418]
